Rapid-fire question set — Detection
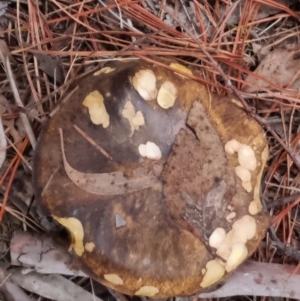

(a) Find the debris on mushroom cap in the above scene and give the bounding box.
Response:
[232,215,256,242]
[209,228,226,249]
[85,242,95,252]
[104,274,124,286]
[224,139,240,155]
[169,63,193,78]
[200,260,225,288]
[115,214,126,228]
[157,81,178,109]
[138,142,161,160]
[132,69,157,101]
[225,242,248,272]
[235,165,251,182]
[122,101,145,136]
[53,216,84,256]
[93,67,115,76]
[135,286,159,297]
[237,144,257,171]
[82,91,109,127]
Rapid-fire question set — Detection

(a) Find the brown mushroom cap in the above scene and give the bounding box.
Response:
[33,59,269,298]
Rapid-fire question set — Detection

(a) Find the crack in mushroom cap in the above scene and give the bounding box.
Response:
[33,59,269,298]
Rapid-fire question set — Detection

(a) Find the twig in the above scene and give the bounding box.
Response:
[0,41,36,149]
[0,138,29,221]
[271,240,300,262]
[73,124,114,161]
[267,192,300,209]
[5,136,32,171]
[255,115,300,170]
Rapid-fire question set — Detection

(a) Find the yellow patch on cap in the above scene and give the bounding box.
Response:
[85,242,95,252]
[53,216,84,256]
[135,286,159,297]
[104,274,124,285]
[82,90,109,128]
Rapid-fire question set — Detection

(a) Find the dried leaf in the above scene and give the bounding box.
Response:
[199,261,300,298]
[10,231,86,277]
[242,45,300,93]
[10,268,103,301]
[0,263,32,301]
[59,128,158,195]
[221,0,294,25]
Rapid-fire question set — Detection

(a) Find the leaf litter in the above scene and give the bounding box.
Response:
[243,44,300,93]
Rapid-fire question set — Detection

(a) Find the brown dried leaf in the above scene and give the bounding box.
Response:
[242,45,300,93]
[59,128,159,195]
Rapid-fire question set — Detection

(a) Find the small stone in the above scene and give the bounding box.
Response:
[116,214,126,228]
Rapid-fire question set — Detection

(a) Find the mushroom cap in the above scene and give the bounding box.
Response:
[33,59,269,298]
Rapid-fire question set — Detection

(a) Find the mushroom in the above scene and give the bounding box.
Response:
[33,60,269,298]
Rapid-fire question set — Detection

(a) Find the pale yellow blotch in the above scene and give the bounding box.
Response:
[249,200,259,215]
[200,260,225,288]
[226,211,236,222]
[201,268,206,275]
[93,67,115,76]
[122,101,145,136]
[235,165,251,182]
[242,181,252,192]
[53,216,84,256]
[232,215,256,243]
[227,204,234,211]
[238,144,257,171]
[169,63,193,78]
[132,69,157,101]
[104,274,124,285]
[225,243,248,272]
[224,139,240,155]
[82,91,109,128]
[209,228,226,249]
[138,142,161,160]
[85,242,95,252]
[216,230,233,260]
[135,286,159,297]
[157,81,178,109]
[250,146,269,215]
